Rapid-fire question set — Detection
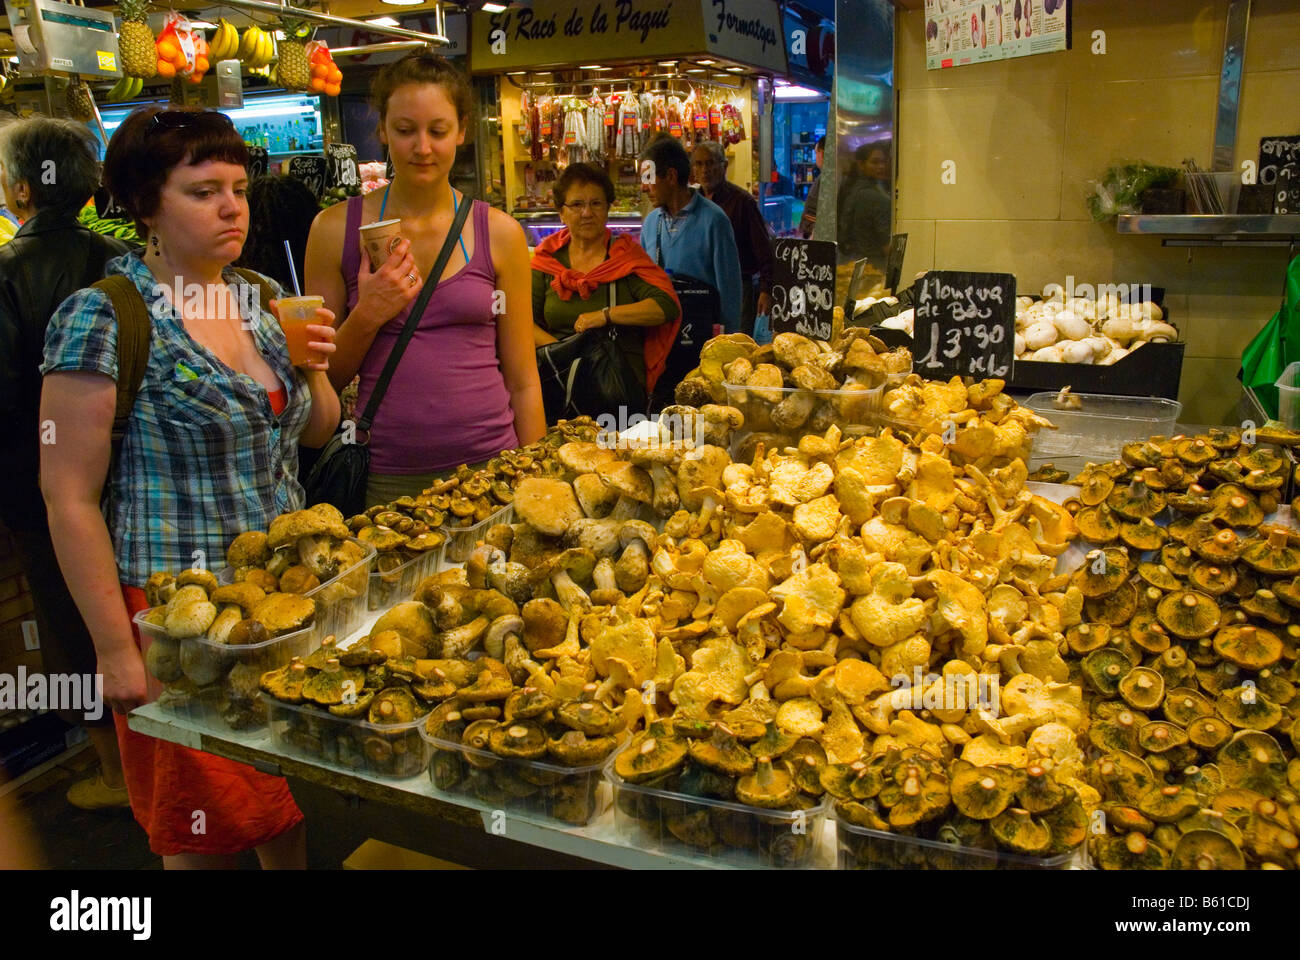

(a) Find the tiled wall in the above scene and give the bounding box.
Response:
[895,0,1300,425]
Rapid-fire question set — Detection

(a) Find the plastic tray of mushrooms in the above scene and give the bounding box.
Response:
[259,633,434,781]
[368,541,447,613]
[422,686,630,827]
[134,596,316,733]
[605,723,833,868]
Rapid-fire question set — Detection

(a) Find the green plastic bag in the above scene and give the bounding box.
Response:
[1240,254,1300,420]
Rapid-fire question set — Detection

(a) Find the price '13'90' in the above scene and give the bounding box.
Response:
[918,322,1009,377]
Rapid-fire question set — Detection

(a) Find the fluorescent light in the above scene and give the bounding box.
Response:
[189,20,217,30]
[774,84,823,100]
[579,64,608,70]
[726,66,744,72]
[481,2,508,11]
[506,70,527,75]
[366,16,401,27]
[658,60,677,67]
[382,0,424,5]
[773,78,789,86]
[686,69,705,74]
[697,59,714,65]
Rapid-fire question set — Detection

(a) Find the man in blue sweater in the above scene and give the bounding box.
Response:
[639,134,743,334]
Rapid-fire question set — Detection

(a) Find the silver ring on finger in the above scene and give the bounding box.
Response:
[407,272,418,286]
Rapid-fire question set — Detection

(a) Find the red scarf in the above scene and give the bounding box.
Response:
[529,228,681,393]
[531,228,680,307]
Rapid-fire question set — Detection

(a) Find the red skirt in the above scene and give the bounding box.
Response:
[117,585,304,857]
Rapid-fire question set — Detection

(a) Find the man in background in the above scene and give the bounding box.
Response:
[692,141,773,337]
[640,134,743,335]
[799,136,826,239]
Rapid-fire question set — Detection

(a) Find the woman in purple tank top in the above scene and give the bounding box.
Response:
[305,54,545,505]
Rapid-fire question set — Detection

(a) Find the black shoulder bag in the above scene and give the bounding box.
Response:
[303,195,473,515]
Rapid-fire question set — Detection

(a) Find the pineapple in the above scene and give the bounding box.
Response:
[65,79,95,122]
[276,18,311,91]
[118,0,157,79]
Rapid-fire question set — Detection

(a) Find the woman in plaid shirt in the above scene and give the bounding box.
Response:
[39,107,339,868]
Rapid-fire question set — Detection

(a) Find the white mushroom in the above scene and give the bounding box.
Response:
[1023,321,1059,352]
[1059,340,1094,364]
[1052,310,1092,342]
[1027,345,1064,363]
[1014,332,1026,356]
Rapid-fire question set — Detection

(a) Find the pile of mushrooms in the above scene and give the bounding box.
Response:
[1053,430,1300,869]
[672,330,911,452]
[1015,293,1178,366]
[347,416,605,566]
[141,568,316,730]
[259,633,438,778]
[213,502,370,607]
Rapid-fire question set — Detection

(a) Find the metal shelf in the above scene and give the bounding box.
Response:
[1117,214,1300,247]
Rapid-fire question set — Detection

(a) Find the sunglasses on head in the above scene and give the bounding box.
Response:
[149,109,236,134]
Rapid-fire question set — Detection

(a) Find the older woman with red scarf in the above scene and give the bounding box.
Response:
[531,163,679,416]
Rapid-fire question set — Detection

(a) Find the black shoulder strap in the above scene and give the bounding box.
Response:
[356,194,475,433]
[92,275,151,466]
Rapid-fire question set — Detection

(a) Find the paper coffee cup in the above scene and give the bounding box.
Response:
[359,218,402,270]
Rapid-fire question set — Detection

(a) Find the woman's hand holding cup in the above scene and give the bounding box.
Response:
[356,236,421,328]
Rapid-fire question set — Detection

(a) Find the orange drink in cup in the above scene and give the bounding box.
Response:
[277,295,325,365]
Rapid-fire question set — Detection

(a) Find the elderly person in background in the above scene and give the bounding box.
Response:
[40,105,339,867]
[0,118,131,811]
[692,140,773,337]
[531,162,679,417]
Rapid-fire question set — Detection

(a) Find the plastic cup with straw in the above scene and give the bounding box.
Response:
[275,239,322,365]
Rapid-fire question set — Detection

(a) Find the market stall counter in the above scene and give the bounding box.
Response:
[127,602,839,871]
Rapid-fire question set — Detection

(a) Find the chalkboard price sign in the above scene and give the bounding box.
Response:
[326,142,360,191]
[287,155,329,200]
[1259,136,1300,187]
[769,238,837,340]
[913,271,1016,380]
[246,145,270,180]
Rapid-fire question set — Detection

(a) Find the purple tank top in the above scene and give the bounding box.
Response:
[343,195,518,473]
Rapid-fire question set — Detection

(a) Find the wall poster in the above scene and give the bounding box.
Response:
[925,0,1069,71]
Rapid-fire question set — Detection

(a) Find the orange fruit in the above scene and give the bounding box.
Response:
[324,82,341,97]
[156,60,176,78]
[158,38,180,61]
[311,63,328,79]
[195,56,209,73]
[188,72,203,85]
[329,68,342,84]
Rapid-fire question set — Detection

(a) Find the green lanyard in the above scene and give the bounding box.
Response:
[379,180,470,264]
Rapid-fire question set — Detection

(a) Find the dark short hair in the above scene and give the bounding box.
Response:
[640,133,690,188]
[552,162,615,210]
[0,117,101,211]
[234,175,320,291]
[103,106,249,235]
[816,136,826,151]
[370,53,475,135]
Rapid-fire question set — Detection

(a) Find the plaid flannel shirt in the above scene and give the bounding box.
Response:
[41,252,311,586]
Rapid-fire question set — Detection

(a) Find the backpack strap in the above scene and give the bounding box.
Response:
[91,276,151,466]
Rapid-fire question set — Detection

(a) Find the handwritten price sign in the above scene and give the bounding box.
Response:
[914,271,1016,379]
[286,155,329,201]
[770,238,837,340]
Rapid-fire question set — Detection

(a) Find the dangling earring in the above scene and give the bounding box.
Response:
[150,235,160,255]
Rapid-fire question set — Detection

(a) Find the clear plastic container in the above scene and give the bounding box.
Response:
[1023,391,1182,463]
[263,696,432,780]
[133,608,314,732]
[367,543,445,612]
[440,504,514,565]
[422,727,626,826]
[606,760,830,868]
[836,817,1075,870]
[723,382,884,457]
[1275,361,1300,429]
[301,539,377,643]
